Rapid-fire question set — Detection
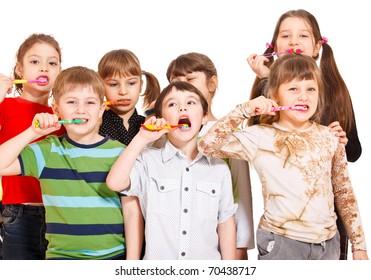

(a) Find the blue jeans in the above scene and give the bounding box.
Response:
[1,204,48,260]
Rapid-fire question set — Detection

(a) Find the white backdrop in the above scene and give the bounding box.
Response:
[1,0,369,266]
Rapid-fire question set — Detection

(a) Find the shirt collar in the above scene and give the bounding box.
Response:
[161,141,211,166]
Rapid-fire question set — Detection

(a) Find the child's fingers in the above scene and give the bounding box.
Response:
[34,113,59,128]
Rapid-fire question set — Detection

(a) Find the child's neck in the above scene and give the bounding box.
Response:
[21,91,50,106]
[276,119,312,130]
[169,137,199,161]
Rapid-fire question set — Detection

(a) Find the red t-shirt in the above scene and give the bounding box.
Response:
[0,97,65,204]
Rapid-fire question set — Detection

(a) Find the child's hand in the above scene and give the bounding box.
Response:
[248,96,278,116]
[353,250,368,260]
[247,54,271,79]
[0,74,13,103]
[328,121,348,145]
[32,113,61,136]
[139,116,169,142]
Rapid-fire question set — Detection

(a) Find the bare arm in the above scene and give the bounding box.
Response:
[218,216,237,260]
[0,112,60,175]
[0,73,13,104]
[121,196,144,260]
[106,117,168,192]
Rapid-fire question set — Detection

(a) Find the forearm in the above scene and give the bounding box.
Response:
[107,135,148,192]
[199,102,254,158]
[122,196,144,260]
[0,127,37,172]
[218,216,237,260]
[332,145,366,251]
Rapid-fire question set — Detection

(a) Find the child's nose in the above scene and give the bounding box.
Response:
[40,62,48,72]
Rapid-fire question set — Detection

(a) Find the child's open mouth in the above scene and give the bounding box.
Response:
[178,117,191,130]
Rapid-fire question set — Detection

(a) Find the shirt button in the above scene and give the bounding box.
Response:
[186,167,189,172]
[184,187,189,192]
[212,189,216,194]
[160,186,165,190]
[182,230,187,235]
[181,252,186,256]
[183,209,188,213]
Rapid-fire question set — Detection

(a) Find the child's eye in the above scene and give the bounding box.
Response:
[168,102,177,107]
[108,83,118,87]
[288,88,299,93]
[300,34,309,38]
[129,81,138,86]
[187,100,196,105]
[30,60,39,64]
[49,61,59,66]
[67,100,76,104]
[87,101,96,105]
[307,87,317,93]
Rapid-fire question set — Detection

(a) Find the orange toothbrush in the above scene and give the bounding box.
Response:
[141,124,189,131]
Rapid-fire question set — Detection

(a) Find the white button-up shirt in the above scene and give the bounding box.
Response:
[123,141,237,260]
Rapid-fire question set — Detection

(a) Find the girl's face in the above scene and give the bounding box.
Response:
[275,78,318,130]
[275,17,321,58]
[170,71,216,106]
[53,87,104,144]
[16,42,61,94]
[103,74,142,116]
[161,88,208,144]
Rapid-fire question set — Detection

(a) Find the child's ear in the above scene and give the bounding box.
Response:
[313,40,322,57]
[201,114,208,126]
[207,75,218,94]
[15,63,23,78]
[99,103,106,118]
[52,102,60,116]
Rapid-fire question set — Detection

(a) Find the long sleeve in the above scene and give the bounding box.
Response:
[332,143,366,251]
[199,102,254,160]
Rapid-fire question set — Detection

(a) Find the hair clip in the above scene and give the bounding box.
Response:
[321,36,328,44]
[266,42,274,49]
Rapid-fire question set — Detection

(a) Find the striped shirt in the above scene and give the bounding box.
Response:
[19,134,125,259]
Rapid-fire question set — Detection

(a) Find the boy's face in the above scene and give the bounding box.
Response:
[103,74,142,116]
[161,88,208,142]
[53,87,105,142]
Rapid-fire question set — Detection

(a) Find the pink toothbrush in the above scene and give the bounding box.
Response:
[13,77,48,84]
[271,105,307,112]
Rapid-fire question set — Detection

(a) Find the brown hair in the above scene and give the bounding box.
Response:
[154,81,208,118]
[166,52,218,102]
[13,33,62,94]
[97,49,160,110]
[52,66,105,103]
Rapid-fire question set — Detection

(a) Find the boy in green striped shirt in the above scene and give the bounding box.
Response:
[0,66,125,259]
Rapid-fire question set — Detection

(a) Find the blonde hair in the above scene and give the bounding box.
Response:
[52,66,105,103]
